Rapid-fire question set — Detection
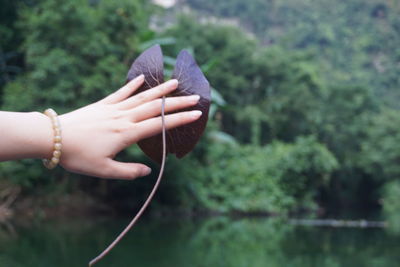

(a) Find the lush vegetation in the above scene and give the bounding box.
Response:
[185,0,400,108]
[0,0,399,222]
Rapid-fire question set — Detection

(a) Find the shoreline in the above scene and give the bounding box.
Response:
[1,188,388,229]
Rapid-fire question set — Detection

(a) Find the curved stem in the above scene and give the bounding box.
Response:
[89,96,167,266]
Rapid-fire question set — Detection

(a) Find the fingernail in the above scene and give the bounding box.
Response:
[167,79,178,86]
[141,167,152,176]
[188,95,200,103]
[137,74,144,80]
[190,110,202,119]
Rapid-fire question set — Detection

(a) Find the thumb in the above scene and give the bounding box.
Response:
[104,159,152,180]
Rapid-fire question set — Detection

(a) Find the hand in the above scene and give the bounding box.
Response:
[58,75,201,179]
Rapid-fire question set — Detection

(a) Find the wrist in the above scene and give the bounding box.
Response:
[31,111,55,160]
[41,109,63,169]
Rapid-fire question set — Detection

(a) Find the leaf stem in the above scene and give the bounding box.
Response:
[89,96,167,266]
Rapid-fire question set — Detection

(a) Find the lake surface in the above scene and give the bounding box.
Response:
[0,216,399,267]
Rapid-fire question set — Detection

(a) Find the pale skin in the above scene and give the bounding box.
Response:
[0,75,202,179]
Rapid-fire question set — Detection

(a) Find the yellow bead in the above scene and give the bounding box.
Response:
[54,135,62,142]
[43,159,55,169]
[53,150,61,158]
[51,157,59,164]
[54,143,62,151]
[52,122,60,129]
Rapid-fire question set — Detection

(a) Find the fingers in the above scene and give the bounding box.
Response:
[128,95,200,122]
[134,110,203,140]
[102,159,152,180]
[101,75,145,104]
[117,79,178,110]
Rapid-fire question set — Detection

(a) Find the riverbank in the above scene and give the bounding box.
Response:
[1,188,111,222]
[2,190,389,231]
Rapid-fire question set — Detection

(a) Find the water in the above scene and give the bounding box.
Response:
[0,216,399,267]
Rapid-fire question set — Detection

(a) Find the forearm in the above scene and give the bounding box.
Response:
[0,111,53,161]
[0,78,200,179]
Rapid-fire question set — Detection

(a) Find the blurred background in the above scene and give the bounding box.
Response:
[1,0,400,266]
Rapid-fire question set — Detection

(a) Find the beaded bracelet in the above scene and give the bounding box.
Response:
[42,108,62,169]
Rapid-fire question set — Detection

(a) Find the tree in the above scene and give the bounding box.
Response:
[0,0,26,105]
[360,108,400,182]
[169,136,337,214]
[165,17,327,145]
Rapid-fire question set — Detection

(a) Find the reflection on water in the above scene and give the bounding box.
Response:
[0,216,399,267]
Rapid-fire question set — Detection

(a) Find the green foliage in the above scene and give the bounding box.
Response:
[164,16,258,107]
[173,136,337,214]
[318,84,378,169]
[361,108,400,181]
[164,16,381,213]
[382,180,400,234]
[185,0,400,107]
[252,47,325,142]
[165,17,327,144]
[315,85,379,209]
[3,0,151,112]
[0,0,25,103]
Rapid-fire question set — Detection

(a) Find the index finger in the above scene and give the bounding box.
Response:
[100,75,145,104]
[117,79,178,110]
